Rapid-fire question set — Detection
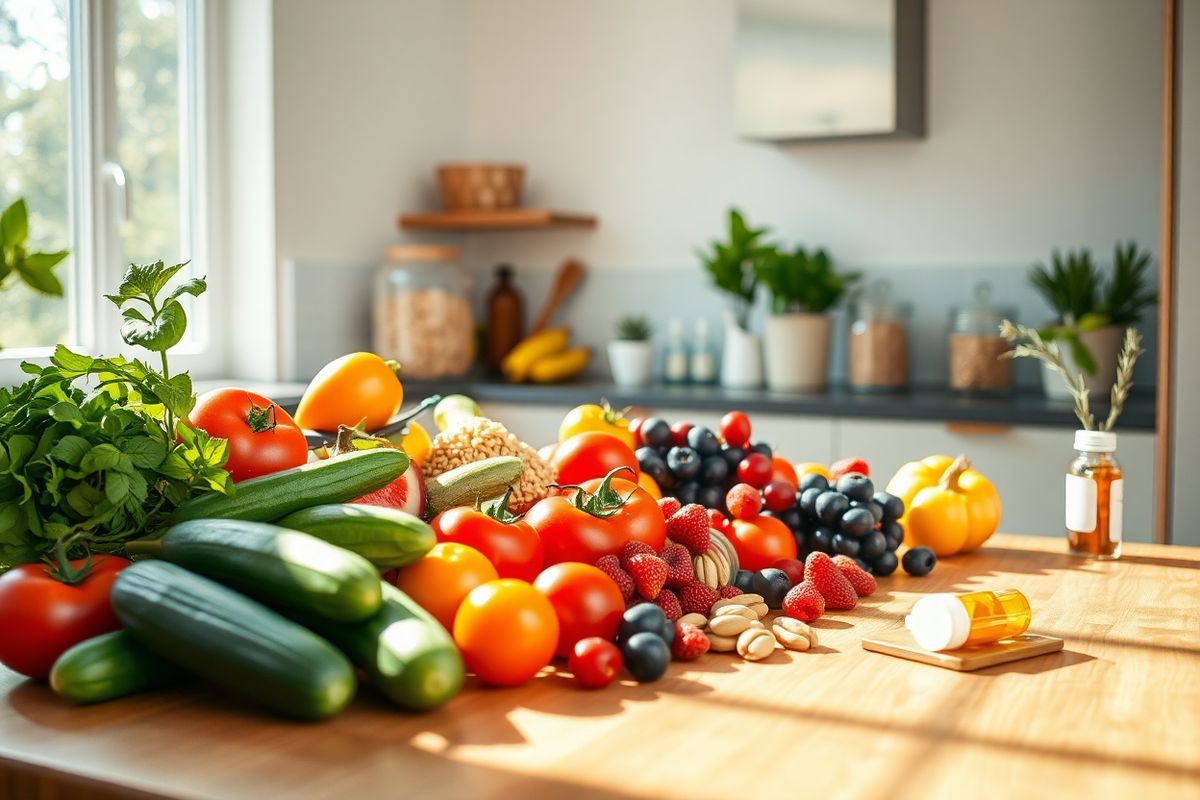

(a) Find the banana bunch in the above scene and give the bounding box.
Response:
[501,327,590,384]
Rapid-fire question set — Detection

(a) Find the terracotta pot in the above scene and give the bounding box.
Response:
[763,312,830,391]
[1041,324,1125,400]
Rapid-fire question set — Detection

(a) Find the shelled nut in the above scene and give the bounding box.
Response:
[709,614,754,637]
[709,604,756,621]
[707,632,738,652]
[747,602,769,618]
[712,594,763,614]
[679,613,708,628]
[772,617,818,652]
[736,627,776,661]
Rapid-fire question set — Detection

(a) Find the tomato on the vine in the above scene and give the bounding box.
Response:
[432,490,544,581]
[533,563,625,658]
[0,552,129,680]
[552,432,638,485]
[572,474,665,552]
[528,468,646,565]
[189,388,308,482]
[558,401,635,450]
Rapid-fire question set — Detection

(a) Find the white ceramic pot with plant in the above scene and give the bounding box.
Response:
[755,246,859,392]
[607,315,654,388]
[1030,242,1156,400]
[698,208,768,389]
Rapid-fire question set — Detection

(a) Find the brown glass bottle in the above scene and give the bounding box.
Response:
[1066,430,1123,560]
[485,264,524,371]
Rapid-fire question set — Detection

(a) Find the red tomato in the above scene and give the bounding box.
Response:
[433,507,544,582]
[0,555,129,679]
[454,579,559,686]
[526,495,626,566]
[627,416,646,447]
[737,452,773,488]
[189,388,308,482]
[573,477,666,552]
[669,421,694,447]
[770,456,799,490]
[533,563,625,658]
[831,457,871,479]
[719,411,751,448]
[728,515,798,572]
[762,480,797,512]
[393,543,498,631]
[568,637,623,689]
[552,432,639,485]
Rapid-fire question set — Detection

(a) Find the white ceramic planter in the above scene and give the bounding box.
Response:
[764,312,830,392]
[607,340,654,388]
[1041,324,1125,400]
[720,311,763,389]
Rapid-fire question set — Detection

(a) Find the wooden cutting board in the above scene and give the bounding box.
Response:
[861,630,1065,671]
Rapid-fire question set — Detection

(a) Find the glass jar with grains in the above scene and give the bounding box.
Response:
[948,282,1013,393]
[848,280,910,392]
[373,245,475,379]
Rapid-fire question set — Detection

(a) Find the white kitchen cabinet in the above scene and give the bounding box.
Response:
[834,420,1156,542]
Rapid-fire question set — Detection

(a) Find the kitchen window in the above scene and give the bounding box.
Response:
[0,0,214,375]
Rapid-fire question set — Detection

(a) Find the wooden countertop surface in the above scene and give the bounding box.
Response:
[1,534,1197,800]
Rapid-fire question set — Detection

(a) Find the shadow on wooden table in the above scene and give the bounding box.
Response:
[969,648,1096,676]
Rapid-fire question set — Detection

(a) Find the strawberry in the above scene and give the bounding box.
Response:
[627,553,668,600]
[672,621,710,661]
[657,496,683,520]
[725,483,762,521]
[707,508,731,533]
[621,540,657,568]
[662,541,695,589]
[679,582,720,616]
[718,584,744,599]
[782,581,825,622]
[666,504,711,554]
[832,554,877,597]
[655,588,683,621]
[803,552,858,610]
[830,457,870,479]
[596,554,635,601]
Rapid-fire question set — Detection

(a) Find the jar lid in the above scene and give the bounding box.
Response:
[1074,430,1117,452]
[385,244,460,264]
[853,280,910,321]
[905,594,971,651]
[950,282,1014,333]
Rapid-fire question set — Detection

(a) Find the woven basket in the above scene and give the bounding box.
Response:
[436,163,525,211]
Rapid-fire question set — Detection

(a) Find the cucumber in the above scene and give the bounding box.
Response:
[152,519,382,621]
[49,631,180,704]
[112,560,356,720]
[172,449,408,523]
[424,455,524,518]
[276,504,435,568]
[297,582,463,712]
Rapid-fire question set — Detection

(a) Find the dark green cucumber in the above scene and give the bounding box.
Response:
[172,449,408,523]
[49,631,180,704]
[276,504,435,568]
[153,519,382,621]
[298,583,463,712]
[112,561,356,720]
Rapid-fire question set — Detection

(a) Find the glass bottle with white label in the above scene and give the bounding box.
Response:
[1065,430,1123,560]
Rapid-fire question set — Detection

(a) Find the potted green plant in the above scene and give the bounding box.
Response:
[697,208,773,388]
[755,245,859,391]
[1029,242,1156,399]
[608,315,654,388]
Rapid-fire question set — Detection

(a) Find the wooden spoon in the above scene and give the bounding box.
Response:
[529,258,586,334]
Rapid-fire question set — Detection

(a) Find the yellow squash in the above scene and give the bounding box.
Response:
[887,454,1001,556]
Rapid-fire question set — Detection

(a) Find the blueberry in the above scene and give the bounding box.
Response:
[874,491,905,521]
[666,446,701,481]
[618,603,669,644]
[696,483,725,510]
[839,507,876,539]
[852,499,884,526]
[699,455,729,485]
[872,550,899,577]
[858,530,888,560]
[721,445,747,472]
[853,557,873,573]
[621,631,670,682]
[902,546,937,577]
[793,530,810,559]
[798,472,829,494]
[831,532,860,557]
[676,480,700,505]
[747,441,773,459]
[810,525,836,553]
[798,486,823,517]
[641,417,672,449]
[686,426,722,457]
[815,491,850,526]
[881,519,904,551]
[733,569,756,593]
[774,507,803,531]
[637,447,669,484]
[751,568,792,608]
[836,473,874,503]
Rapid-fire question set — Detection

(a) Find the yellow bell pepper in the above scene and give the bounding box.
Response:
[887,455,1002,556]
[558,400,635,449]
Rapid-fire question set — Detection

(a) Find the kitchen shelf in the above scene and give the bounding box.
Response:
[397,208,597,231]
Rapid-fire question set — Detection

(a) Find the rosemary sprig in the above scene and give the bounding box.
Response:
[1102,328,1143,431]
[999,320,1094,430]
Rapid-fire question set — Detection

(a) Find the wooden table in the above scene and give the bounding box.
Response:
[2,535,1198,800]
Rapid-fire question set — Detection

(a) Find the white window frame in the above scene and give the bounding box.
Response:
[0,0,227,386]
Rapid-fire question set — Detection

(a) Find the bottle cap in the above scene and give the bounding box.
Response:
[905,594,971,651]
[1073,430,1117,453]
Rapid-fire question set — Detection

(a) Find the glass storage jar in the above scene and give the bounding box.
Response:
[848,281,910,392]
[948,282,1013,393]
[373,244,475,379]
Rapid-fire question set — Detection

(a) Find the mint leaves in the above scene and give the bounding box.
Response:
[0,198,69,298]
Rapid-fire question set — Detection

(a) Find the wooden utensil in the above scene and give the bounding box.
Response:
[861,630,1064,671]
[529,259,586,334]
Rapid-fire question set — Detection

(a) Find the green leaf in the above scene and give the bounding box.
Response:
[49,435,91,466]
[51,345,95,373]
[119,299,187,352]
[1,198,29,249]
[23,250,69,272]
[17,260,65,296]
[48,401,83,424]
[80,444,123,473]
[121,437,167,470]
[105,472,130,504]
[157,451,194,480]
[156,372,194,418]
[106,261,186,304]
[167,276,207,302]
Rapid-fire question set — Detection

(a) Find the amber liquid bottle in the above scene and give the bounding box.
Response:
[485,264,524,372]
[1065,430,1123,560]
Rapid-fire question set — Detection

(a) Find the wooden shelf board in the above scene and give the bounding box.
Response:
[398,209,597,231]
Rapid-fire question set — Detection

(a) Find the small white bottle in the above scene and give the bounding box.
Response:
[663,318,689,384]
[690,318,717,385]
